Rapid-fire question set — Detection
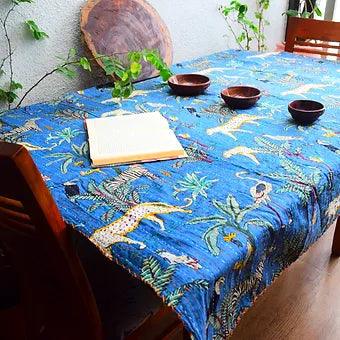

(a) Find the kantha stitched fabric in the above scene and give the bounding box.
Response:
[0,50,339,339]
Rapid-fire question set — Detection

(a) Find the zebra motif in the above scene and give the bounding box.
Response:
[70,165,159,221]
[209,256,266,339]
[104,165,158,191]
[0,118,41,141]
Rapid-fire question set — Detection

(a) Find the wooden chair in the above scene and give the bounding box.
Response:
[285,17,340,59]
[0,141,188,340]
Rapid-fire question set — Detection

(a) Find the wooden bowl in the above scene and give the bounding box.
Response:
[221,86,261,109]
[168,74,211,96]
[288,100,325,125]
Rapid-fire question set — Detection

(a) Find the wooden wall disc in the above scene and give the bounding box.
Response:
[81,0,173,81]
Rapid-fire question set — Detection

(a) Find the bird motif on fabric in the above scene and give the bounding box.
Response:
[90,202,191,254]
[246,51,280,59]
[197,67,230,76]
[317,140,340,154]
[207,114,265,140]
[282,83,329,97]
[223,146,260,164]
[157,251,202,270]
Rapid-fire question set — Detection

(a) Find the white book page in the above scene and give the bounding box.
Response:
[85,112,186,166]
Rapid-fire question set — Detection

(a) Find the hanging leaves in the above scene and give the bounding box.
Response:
[25,20,48,40]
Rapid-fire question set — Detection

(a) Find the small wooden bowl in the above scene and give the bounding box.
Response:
[288,100,325,125]
[168,74,211,96]
[221,86,261,109]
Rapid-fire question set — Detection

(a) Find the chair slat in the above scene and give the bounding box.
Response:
[0,205,32,224]
[293,47,340,58]
[295,40,340,50]
[0,215,36,235]
[0,195,25,212]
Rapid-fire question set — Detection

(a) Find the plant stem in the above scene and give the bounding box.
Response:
[221,13,244,50]
[1,4,17,110]
[15,68,58,108]
[0,53,12,71]
[15,53,125,108]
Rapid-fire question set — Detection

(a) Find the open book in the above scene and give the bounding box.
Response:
[85,112,187,167]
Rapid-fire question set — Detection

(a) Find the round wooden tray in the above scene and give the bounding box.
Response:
[81,0,173,81]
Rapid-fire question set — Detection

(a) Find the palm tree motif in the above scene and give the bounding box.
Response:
[268,158,322,224]
[46,127,84,145]
[70,165,158,222]
[45,141,89,174]
[141,256,208,308]
[189,193,273,261]
[173,172,218,201]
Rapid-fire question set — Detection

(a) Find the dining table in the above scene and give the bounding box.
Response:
[0,49,339,340]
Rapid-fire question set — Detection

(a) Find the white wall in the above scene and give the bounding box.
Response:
[0,0,288,107]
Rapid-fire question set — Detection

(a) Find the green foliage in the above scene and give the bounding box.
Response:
[173,172,218,201]
[0,81,23,103]
[100,49,172,99]
[46,127,84,145]
[190,192,273,256]
[166,279,209,307]
[1,1,170,109]
[12,0,34,4]
[141,256,176,294]
[219,0,270,51]
[283,0,322,18]
[56,65,77,79]
[268,158,322,205]
[70,165,153,222]
[25,20,48,40]
[45,141,89,174]
[141,257,208,307]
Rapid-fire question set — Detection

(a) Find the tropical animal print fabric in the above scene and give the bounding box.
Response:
[1,50,339,339]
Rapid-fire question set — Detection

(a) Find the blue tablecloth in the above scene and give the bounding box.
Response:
[1,50,339,339]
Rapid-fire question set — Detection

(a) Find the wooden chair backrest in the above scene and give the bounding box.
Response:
[285,17,340,59]
[0,142,103,340]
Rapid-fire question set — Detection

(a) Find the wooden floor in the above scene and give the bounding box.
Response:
[230,223,340,340]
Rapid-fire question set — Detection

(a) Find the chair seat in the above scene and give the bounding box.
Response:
[76,234,163,340]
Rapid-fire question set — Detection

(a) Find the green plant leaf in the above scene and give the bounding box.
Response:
[128,51,142,63]
[25,20,49,40]
[314,6,322,17]
[10,81,23,91]
[203,224,222,256]
[68,48,77,59]
[130,62,142,77]
[283,9,299,17]
[13,0,34,4]
[57,65,77,79]
[79,57,91,71]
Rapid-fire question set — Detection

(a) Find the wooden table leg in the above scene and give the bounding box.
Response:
[332,217,340,256]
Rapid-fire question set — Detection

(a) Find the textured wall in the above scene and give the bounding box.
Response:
[0,0,288,107]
